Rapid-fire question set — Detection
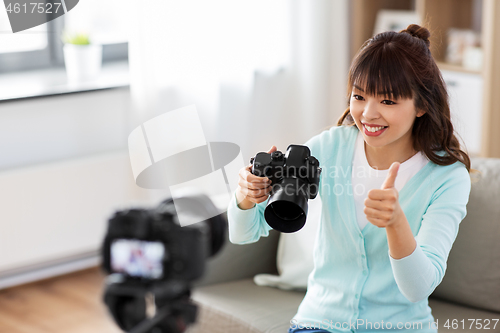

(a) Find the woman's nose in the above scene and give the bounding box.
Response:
[362,100,381,120]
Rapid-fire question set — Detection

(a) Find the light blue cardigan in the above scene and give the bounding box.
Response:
[227,125,471,333]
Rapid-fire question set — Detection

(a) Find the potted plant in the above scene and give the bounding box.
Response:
[62,31,102,83]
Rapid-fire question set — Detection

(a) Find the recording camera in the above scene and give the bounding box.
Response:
[101,194,226,333]
[250,144,321,233]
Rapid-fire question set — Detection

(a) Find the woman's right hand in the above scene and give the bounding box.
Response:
[235,146,277,210]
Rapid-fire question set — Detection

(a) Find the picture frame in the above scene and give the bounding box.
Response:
[373,10,420,36]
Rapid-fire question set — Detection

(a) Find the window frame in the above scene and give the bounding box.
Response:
[0,2,128,74]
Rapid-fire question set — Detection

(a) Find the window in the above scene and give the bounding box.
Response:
[0,0,128,73]
[62,0,129,62]
[0,12,47,53]
[0,4,54,72]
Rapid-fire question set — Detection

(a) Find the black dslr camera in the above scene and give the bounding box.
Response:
[250,144,321,233]
[101,194,226,333]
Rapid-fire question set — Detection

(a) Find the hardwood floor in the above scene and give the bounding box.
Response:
[0,267,122,333]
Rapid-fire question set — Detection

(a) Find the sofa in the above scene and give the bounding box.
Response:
[186,157,500,333]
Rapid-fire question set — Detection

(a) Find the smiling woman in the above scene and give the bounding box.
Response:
[228,24,474,333]
[350,89,425,169]
[338,24,471,173]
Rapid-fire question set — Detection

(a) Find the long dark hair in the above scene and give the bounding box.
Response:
[337,24,472,173]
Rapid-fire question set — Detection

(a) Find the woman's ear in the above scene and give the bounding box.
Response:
[416,109,426,117]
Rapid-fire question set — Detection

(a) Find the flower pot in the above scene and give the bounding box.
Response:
[63,44,102,83]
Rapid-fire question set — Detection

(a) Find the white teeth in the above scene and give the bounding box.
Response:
[365,125,386,132]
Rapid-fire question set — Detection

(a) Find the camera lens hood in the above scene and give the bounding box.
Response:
[264,177,309,233]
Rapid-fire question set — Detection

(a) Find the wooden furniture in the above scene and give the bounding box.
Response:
[350,0,500,158]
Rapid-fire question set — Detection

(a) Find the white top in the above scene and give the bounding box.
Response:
[352,130,430,230]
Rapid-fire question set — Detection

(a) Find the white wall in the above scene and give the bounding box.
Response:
[0,88,157,288]
[441,70,483,156]
[0,0,353,288]
[0,89,130,169]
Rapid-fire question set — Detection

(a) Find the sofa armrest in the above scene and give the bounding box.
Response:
[194,213,280,287]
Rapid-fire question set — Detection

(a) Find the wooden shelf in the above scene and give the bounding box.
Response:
[436,61,481,75]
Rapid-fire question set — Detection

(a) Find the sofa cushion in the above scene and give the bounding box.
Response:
[428,298,500,332]
[187,278,500,333]
[431,157,500,313]
[188,278,305,333]
[194,222,280,288]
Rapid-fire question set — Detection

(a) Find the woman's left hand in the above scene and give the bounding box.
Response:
[364,162,404,229]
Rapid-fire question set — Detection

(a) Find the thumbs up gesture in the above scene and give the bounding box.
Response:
[364,162,404,228]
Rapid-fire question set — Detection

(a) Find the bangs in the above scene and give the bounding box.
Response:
[349,42,414,100]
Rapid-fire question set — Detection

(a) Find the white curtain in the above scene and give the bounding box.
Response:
[128,0,349,200]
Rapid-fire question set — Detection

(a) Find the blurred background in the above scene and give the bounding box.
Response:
[0,0,499,330]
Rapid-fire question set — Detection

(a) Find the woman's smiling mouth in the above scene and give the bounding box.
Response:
[363,123,388,136]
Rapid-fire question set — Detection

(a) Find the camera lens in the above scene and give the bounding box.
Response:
[264,178,308,233]
[250,144,320,233]
[270,202,304,221]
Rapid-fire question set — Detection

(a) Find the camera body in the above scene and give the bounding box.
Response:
[102,204,207,282]
[101,195,226,333]
[250,144,321,233]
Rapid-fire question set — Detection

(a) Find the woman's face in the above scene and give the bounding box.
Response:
[349,85,424,152]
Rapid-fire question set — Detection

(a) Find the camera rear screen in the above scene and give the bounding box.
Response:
[111,239,165,279]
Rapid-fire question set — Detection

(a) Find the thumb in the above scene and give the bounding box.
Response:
[381,162,400,189]
[267,146,277,154]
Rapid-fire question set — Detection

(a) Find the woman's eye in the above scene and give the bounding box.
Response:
[382,100,396,105]
[353,94,364,101]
